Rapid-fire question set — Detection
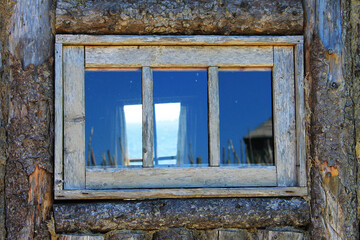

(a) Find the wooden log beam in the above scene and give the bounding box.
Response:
[304,0,359,239]
[54,198,309,232]
[3,0,54,239]
[56,0,303,35]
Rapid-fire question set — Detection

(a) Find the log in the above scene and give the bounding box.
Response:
[3,0,54,239]
[0,13,6,240]
[54,198,309,232]
[304,0,359,239]
[56,0,303,35]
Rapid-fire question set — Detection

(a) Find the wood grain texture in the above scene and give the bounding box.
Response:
[257,230,305,240]
[304,0,359,239]
[273,46,297,187]
[85,167,276,189]
[57,35,303,45]
[85,46,273,68]
[142,67,153,168]
[53,197,309,231]
[63,46,85,190]
[55,187,307,200]
[55,43,64,191]
[295,43,307,187]
[208,67,220,167]
[59,235,104,240]
[55,0,303,35]
[4,0,54,239]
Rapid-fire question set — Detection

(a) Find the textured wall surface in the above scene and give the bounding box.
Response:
[0,2,7,239]
[304,0,359,239]
[54,198,309,233]
[59,229,307,240]
[1,0,55,239]
[56,0,303,35]
[4,0,360,239]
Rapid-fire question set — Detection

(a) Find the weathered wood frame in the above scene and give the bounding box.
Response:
[54,35,306,200]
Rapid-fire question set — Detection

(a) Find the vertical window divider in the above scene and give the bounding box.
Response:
[142,66,154,168]
[208,67,220,167]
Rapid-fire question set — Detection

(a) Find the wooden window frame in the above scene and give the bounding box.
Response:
[54,35,307,200]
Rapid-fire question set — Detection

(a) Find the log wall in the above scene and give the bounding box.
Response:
[1,0,360,239]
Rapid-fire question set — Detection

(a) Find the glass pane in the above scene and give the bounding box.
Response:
[153,70,208,167]
[219,69,274,166]
[85,70,142,168]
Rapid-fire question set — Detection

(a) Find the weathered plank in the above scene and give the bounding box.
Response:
[85,167,276,189]
[208,67,220,167]
[53,198,309,232]
[63,46,85,189]
[85,46,274,68]
[257,230,305,240]
[57,35,304,46]
[295,43,307,187]
[55,43,64,191]
[273,46,297,187]
[142,67,153,168]
[55,187,307,200]
[56,0,304,35]
[59,235,104,240]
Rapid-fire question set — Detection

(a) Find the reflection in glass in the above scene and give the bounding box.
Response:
[219,69,274,166]
[85,70,142,168]
[154,103,180,165]
[153,70,208,167]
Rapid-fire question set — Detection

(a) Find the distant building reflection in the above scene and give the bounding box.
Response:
[243,118,274,165]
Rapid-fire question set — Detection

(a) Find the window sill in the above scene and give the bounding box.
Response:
[55,187,307,200]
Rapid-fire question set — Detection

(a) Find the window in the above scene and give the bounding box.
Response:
[54,35,306,199]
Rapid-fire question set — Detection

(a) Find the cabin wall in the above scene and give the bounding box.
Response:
[0,0,358,239]
[55,1,309,239]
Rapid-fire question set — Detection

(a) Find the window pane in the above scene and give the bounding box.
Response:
[219,69,274,166]
[153,70,208,167]
[85,70,142,168]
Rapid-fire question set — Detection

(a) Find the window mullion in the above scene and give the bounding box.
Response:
[208,67,220,167]
[142,66,154,168]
